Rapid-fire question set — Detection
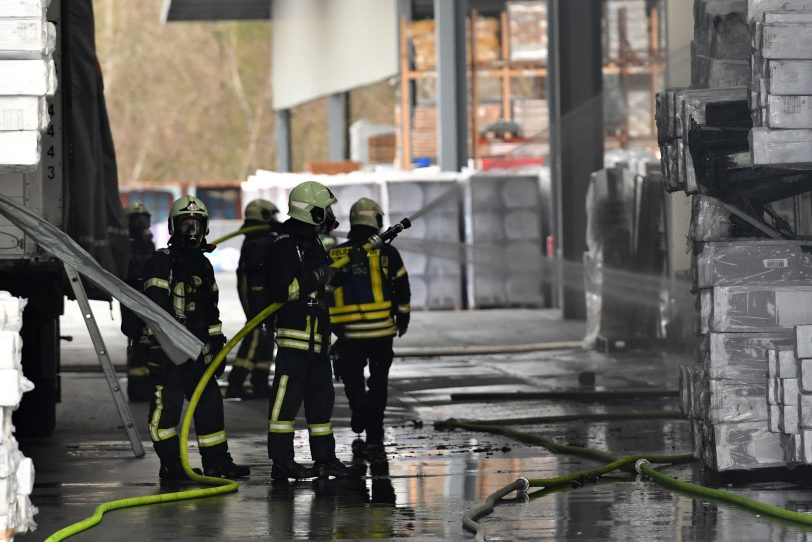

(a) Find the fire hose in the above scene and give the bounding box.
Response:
[44,219,412,542]
[443,418,812,541]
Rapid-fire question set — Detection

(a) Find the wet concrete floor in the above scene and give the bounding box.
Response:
[16,280,812,541]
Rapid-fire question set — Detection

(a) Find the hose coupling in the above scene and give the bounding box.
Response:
[635,459,651,474]
[367,234,384,249]
[517,477,530,494]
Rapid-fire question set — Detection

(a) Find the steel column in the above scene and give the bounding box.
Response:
[328,92,349,161]
[434,0,468,171]
[548,0,603,320]
[275,109,292,172]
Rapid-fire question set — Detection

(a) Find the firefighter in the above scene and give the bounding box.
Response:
[328,197,411,449]
[121,200,155,402]
[265,181,365,481]
[142,195,250,481]
[226,198,281,399]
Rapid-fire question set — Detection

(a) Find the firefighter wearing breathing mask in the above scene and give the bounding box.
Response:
[328,197,411,450]
[141,195,250,481]
[226,198,281,399]
[121,200,155,402]
[265,181,365,481]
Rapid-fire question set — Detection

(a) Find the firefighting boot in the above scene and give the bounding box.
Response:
[271,459,316,481]
[158,458,202,482]
[203,453,251,479]
[315,458,366,479]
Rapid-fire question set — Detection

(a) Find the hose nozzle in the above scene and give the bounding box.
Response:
[369,218,411,248]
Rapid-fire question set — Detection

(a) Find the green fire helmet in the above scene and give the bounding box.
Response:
[350,197,384,230]
[125,200,150,216]
[244,198,279,223]
[168,195,209,236]
[287,181,338,226]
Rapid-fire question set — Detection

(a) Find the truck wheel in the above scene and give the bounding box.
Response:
[13,310,59,437]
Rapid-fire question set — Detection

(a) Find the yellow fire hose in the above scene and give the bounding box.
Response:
[444,418,812,540]
[209,225,271,247]
[44,227,395,541]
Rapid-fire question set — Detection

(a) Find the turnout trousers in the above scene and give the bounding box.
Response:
[229,324,275,389]
[341,337,394,442]
[267,346,336,463]
[148,351,229,468]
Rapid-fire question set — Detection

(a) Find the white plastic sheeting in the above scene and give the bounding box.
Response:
[0,193,203,365]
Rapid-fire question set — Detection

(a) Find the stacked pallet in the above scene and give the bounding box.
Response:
[507,0,547,63]
[766,325,812,464]
[0,292,37,537]
[407,17,500,71]
[693,0,750,88]
[680,239,812,470]
[605,0,649,62]
[0,0,55,173]
[656,87,748,193]
[749,6,812,165]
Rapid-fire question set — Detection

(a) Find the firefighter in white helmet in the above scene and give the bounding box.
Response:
[328,197,411,450]
[226,198,281,399]
[141,195,250,481]
[264,181,365,481]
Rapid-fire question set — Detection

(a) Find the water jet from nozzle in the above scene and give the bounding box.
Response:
[407,184,462,222]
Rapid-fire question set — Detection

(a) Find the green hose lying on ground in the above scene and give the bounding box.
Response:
[44,240,368,541]
[444,417,812,540]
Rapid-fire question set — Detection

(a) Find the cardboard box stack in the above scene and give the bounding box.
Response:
[680,240,812,470]
[749,2,812,165]
[0,292,37,538]
[0,0,55,173]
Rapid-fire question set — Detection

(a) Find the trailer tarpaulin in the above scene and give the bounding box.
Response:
[0,193,202,365]
[64,0,130,282]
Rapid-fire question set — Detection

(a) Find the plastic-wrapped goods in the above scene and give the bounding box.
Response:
[508,1,547,62]
[761,22,812,59]
[679,365,695,417]
[0,18,54,59]
[693,240,812,289]
[768,376,779,404]
[769,404,781,432]
[780,404,799,433]
[0,0,49,17]
[712,285,812,332]
[748,0,812,22]
[0,131,39,171]
[781,431,803,463]
[0,293,25,333]
[707,58,750,88]
[0,58,55,96]
[778,350,798,378]
[795,324,812,359]
[703,420,786,471]
[801,358,812,392]
[800,394,812,428]
[700,333,793,382]
[703,379,770,423]
[767,60,812,95]
[0,332,21,371]
[750,127,812,165]
[767,95,812,128]
[689,196,733,242]
[695,289,712,335]
[781,377,800,405]
[0,369,32,407]
[0,96,46,131]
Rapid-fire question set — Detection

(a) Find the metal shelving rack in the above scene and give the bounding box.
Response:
[396,0,666,169]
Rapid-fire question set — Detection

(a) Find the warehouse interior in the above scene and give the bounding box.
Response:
[4,0,812,540]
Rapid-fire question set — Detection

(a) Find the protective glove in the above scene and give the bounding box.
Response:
[313,264,339,286]
[396,313,410,337]
[329,339,344,382]
[201,335,228,377]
